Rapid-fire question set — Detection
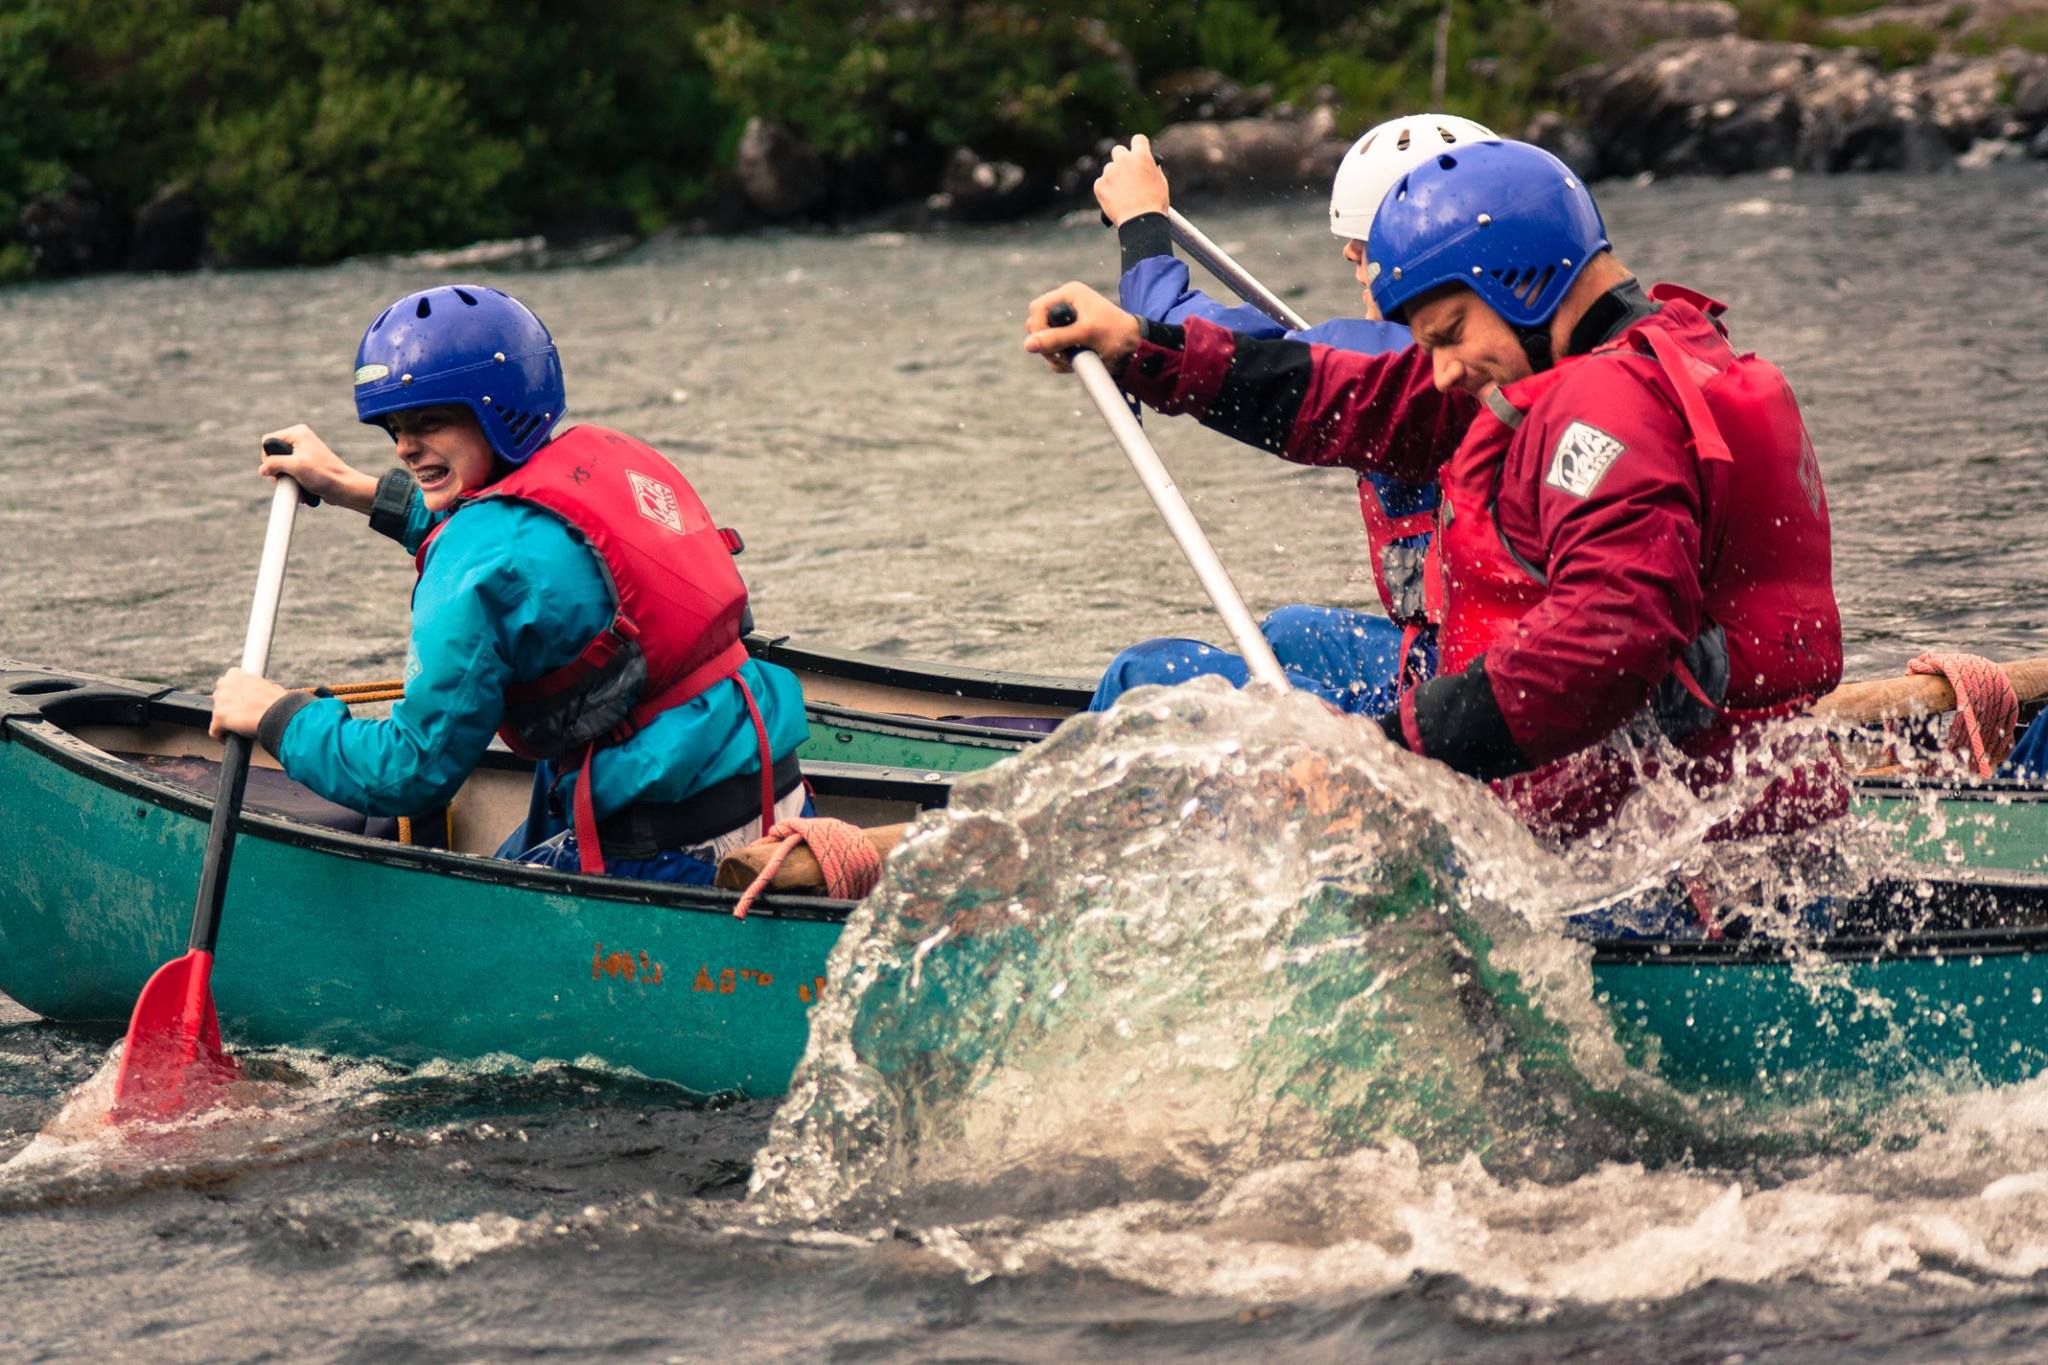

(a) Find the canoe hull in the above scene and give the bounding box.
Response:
[0,707,847,1096]
[10,657,2048,1102]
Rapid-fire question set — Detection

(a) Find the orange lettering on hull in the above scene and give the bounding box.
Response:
[590,942,664,985]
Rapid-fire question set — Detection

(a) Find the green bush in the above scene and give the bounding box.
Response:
[697,2,1144,167]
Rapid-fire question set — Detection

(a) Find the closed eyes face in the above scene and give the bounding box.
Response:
[1405,288,1531,398]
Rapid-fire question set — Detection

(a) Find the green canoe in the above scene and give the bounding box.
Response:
[7,657,2048,1098]
[757,630,2048,875]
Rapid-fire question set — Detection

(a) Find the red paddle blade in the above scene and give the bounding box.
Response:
[108,949,239,1125]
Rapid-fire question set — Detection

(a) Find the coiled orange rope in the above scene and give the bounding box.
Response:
[732,817,884,919]
[1907,651,2019,776]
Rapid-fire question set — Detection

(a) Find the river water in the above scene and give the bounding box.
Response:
[3,164,2047,1361]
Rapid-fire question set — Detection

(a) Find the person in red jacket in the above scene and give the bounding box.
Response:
[1026,139,1844,845]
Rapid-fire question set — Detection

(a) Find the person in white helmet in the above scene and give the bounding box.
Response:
[1085,114,1495,717]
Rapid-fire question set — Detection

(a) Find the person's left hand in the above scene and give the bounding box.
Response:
[209,667,288,741]
[1094,134,1170,226]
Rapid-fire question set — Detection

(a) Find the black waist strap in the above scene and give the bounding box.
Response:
[595,752,802,859]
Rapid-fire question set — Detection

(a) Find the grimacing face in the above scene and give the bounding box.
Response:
[1404,287,1533,399]
[385,404,497,511]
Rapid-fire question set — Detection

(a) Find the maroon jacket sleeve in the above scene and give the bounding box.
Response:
[1119,316,1473,485]
[1483,362,1705,766]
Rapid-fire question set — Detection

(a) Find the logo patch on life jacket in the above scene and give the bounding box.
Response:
[1544,421,1627,499]
[626,470,685,534]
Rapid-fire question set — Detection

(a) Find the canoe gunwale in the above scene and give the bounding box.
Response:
[2,669,867,926]
[746,632,1093,709]
[14,655,2048,969]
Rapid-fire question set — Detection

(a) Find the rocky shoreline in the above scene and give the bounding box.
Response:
[11,3,2047,281]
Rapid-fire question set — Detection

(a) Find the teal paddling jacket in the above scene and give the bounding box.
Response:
[262,475,807,822]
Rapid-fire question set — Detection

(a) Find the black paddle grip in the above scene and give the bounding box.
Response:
[263,437,320,507]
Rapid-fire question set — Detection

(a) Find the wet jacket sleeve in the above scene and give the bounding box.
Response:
[1117,315,1474,486]
[269,507,540,815]
[1388,365,1705,775]
[1116,214,1290,337]
[366,470,440,554]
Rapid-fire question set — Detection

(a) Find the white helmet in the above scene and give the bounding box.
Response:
[1328,113,1497,241]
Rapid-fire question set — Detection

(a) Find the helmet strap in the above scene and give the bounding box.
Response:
[1515,326,1555,374]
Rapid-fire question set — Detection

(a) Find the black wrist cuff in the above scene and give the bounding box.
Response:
[257,688,329,760]
[1118,212,1174,274]
[1136,318,1185,351]
[1403,658,1528,781]
[368,467,417,543]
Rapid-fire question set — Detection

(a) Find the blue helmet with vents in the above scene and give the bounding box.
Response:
[1366,139,1608,345]
[353,285,566,465]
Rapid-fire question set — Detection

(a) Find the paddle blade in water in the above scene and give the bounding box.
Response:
[108,949,238,1124]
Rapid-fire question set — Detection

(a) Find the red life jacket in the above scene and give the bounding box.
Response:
[1420,286,1844,844]
[1424,286,1837,711]
[416,424,774,873]
[1354,476,1436,627]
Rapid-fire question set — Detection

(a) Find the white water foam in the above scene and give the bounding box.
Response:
[734,680,2044,1309]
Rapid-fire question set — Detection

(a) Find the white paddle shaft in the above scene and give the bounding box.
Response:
[1166,209,1311,332]
[239,476,303,675]
[1067,349,1288,689]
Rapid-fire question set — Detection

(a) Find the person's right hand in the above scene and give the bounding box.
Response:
[1023,282,1143,374]
[258,424,380,515]
[1093,134,1170,227]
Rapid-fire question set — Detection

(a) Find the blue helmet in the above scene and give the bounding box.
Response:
[353,284,566,465]
[1366,139,1608,358]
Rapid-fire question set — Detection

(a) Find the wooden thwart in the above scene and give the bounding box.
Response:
[1812,656,2048,724]
[716,822,910,895]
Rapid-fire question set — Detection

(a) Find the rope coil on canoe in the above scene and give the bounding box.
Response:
[733,817,884,919]
[1907,651,2019,777]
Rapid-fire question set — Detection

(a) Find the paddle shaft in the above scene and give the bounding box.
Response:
[1050,305,1287,688]
[1165,209,1310,332]
[187,475,302,954]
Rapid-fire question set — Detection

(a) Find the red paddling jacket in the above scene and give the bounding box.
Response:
[1116,283,1843,838]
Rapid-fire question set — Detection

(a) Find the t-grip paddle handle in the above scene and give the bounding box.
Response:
[262,437,320,507]
[1045,299,1288,690]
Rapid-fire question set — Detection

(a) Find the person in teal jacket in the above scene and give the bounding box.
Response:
[208,285,808,884]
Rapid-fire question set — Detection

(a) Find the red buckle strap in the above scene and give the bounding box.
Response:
[569,744,607,876]
[733,672,777,838]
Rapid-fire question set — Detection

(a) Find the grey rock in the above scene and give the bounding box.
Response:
[937,147,1036,221]
[1582,38,1842,175]
[2030,124,2048,156]
[1547,0,1737,62]
[16,178,117,278]
[1821,2,1959,37]
[1800,51,1953,170]
[1904,49,2048,145]
[1524,110,1605,180]
[1151,69,1274,122]
[2016,68,2048,124]
[129,183,204,273]
[1151,117,1335,198]
[733,118,827,221]
[1575,36,2018,176]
